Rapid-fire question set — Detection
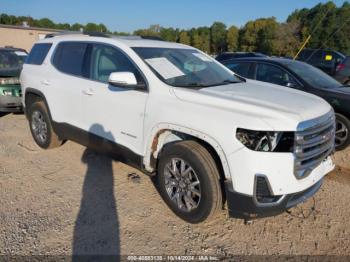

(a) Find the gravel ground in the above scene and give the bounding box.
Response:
[0,113,349,258]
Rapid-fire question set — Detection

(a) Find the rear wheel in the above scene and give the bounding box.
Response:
[28,101,63,149]
[157,140,222,223]
[335,113,350,151]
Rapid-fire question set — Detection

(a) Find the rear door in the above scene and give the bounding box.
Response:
[48,42,89,127]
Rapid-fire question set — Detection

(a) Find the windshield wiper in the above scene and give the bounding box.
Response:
[182,83,209,88]
[221,79,242,84]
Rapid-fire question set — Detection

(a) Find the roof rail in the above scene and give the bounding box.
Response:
[140,36,164,41]
[45,31,110,39]
[45,31,82,38]
[44,31,165,41]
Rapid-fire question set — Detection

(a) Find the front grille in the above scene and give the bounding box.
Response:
[294,111,335,179]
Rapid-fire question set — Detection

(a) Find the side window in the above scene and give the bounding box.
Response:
[25,43,52,65]
[52,42,88,76]
[89,44,144,84]
[257,63,299,88]
[225,62,252,78]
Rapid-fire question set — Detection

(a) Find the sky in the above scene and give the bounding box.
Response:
[0,0,347,33]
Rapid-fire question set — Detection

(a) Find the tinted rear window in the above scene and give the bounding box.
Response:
[52,42,88,76]
[26,43,52,65]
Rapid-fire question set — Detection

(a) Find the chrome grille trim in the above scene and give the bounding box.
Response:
[294,110,335,179]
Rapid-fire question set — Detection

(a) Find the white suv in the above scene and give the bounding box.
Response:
[21,33,335,223]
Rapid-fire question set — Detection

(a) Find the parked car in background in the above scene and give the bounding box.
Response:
[21,33,334,223]
[334,56,350,85]
[297,48,345,76]
[222,57,350,150]
[216,52,266,62]
[0,47,27,113]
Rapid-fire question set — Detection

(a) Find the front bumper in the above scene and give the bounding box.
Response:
[225,177,323,219]
[0,95,22,112]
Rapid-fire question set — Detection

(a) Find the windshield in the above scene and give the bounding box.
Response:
[0,50,27,70]
[284,60,341,89]
[132,47,242,88]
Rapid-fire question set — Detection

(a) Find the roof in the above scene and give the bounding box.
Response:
[0,24,61,32]
[38,33,194,49]
[222,56,299,64]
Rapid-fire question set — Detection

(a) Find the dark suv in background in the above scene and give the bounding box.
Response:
[297,48,345,76]
[215,52,266,62]
[221,57,350,150]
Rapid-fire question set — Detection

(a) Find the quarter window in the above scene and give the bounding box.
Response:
[52,42,88,76]
[26,43,52,65]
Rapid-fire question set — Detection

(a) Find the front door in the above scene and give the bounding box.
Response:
[81,43,148,155]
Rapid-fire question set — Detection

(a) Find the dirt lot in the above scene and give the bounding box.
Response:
[0,113,350,257]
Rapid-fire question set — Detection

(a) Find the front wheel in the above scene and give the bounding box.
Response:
[157,140,222,223]
[335,113,350,151]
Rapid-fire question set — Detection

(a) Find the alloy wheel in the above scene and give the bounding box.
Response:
[335,119,349,148]
[164,158,201,212]
[31,110,48,144]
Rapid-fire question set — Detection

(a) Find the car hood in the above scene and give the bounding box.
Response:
[173,79,332,131]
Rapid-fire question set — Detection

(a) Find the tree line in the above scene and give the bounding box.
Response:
[1,1,350,56]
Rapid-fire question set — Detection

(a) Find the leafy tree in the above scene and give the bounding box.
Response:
[274,21,301,57]
[34,18,55,28]
[226,25,239,52]
[56,23,71,30]
[210,22,227,54]
[84,23,107,32]
[178,30,190,45]
[71,23,84,31]
[239,17,278,54]
[160,27,177,42]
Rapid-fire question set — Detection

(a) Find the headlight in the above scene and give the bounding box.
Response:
[236,128,294,152]
[3,90,13,96]
[0,77,20,85]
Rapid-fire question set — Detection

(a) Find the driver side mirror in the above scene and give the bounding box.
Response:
[286,82,299,89]
[108,72,137,87]
[108,72,147,91]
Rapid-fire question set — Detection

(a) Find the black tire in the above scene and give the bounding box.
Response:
[157,140,222,223]
[335,113,350,151]
[28,101,63,149]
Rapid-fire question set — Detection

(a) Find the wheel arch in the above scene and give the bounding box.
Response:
[143,124,232,182]
[24,88,53,120]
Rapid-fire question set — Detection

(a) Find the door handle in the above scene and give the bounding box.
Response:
[82,89,95,96]
[41,80,50,86]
